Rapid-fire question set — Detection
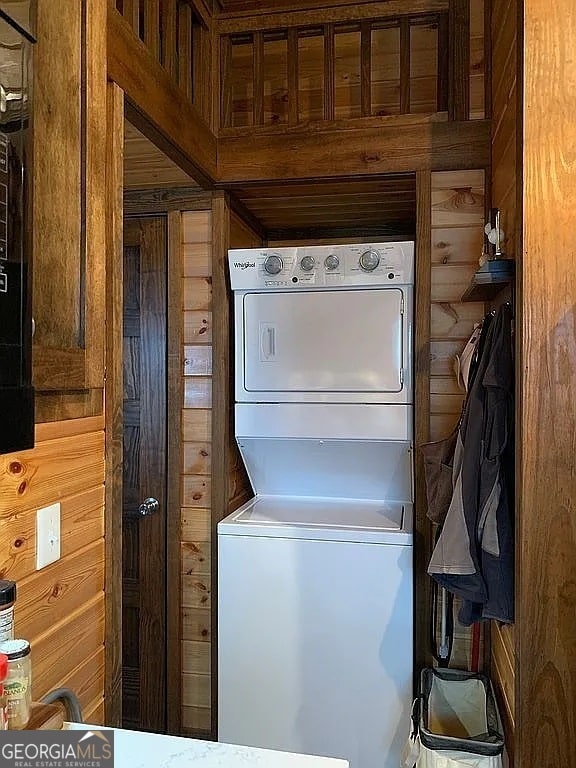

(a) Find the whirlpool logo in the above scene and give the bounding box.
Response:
[233,261,256,270]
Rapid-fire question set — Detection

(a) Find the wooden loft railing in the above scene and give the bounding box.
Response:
[114,0,213,121]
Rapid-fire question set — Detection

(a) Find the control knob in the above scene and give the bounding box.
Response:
[359,249,380,272]
[300,255,315,272]
[324,254,340,271]
[264,254,283,275]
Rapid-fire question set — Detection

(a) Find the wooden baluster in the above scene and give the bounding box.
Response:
[448,0,470,120]
[323,24,335,122]
[178,2,193,99]
[437,14,449,112]
[144,0,160,60]
[287,29,299,126]
[123,0,141,36]
[253,31,264,126]
[360,21,372,117]
[220,36,233,129]
[162,0,178,79]
[400,18,411,114]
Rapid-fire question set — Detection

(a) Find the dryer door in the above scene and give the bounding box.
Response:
[241,288,405,400]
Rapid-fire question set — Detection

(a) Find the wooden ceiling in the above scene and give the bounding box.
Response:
[124,121,198,189]
[231,175,416,239]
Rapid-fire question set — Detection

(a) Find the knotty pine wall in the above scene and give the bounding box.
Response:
[0,416,106,723]
[429,169,486,668]
[180,206,256,736]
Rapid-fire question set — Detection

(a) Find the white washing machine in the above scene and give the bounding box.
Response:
[219,243,415,768]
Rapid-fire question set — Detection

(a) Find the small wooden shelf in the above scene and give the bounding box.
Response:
[461,261,515,302]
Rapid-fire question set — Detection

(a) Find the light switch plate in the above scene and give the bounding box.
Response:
[36,502,61,570]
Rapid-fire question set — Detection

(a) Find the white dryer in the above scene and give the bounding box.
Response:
[218,243,415,768]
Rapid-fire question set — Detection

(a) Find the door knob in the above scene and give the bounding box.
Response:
[138,497,159,517]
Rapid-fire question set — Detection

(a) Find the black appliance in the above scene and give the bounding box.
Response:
[0,9,35,454]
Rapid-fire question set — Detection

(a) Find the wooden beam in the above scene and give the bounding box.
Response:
[253,31,264,126]
[178,2,193,99]
[437,13,449,112]
[218,119,491,183]
[400,18,411,114]
[166,210,184,735]
[162,0,178,77]
[414,169,432,678]
[360,22,372,118]
[323,24,335,122]
[144,0,160,59]
[210,193,231,738]
[104,80,124,728]
[287,28,299,125]
[448,0,470,120]
[215,0,449,33]
[107,7,217,186]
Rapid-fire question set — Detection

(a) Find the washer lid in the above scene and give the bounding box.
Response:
[218,496,413,545]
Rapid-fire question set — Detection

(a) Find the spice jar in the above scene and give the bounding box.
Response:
[0,640,31,729]
[0,582,16,643]
[0,654,8,730]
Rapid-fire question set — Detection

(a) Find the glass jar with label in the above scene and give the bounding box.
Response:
[0,640,31,729]
[0,654,8,730]
[0,582,16,642]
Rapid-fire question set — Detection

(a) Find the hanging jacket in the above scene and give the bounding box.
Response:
[428,304,514,625]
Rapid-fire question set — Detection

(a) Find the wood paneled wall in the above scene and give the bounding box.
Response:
[180,209,214,735]
[0,417,106,723]
[429,169,486,668]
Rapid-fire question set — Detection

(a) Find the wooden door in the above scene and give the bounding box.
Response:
[122,217,168,731]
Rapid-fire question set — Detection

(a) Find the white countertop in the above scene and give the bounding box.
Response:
[64,724,349,768]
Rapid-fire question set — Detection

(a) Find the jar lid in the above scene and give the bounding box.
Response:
[0,581,16,607]
[0,654,7,681]
[0,639,30,660]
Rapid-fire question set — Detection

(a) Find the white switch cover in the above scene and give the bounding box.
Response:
[36,502,61,570]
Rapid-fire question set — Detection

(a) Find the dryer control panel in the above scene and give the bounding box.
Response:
[229,242,414,290]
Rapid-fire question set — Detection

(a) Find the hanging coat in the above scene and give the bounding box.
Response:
[428,304,514,625]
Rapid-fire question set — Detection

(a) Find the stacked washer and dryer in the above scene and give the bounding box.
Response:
[218,242,415,768]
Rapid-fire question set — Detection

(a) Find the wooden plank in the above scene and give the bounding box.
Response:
[253,31,264,126]
[123,188,210,214]
[31,595,105,702]
[431,262,479,301]
[182,673,210,708]
[107,8,217,186]
[52,647,106,717]
[182,476,212,507]
[400,18,411,114]
[183,443,212,475]
[167,210,184,734]
[162,0,178,76]
[26,703,65,731]
[184,277,213,311]
[184,346,213,376]
[182,576,211,609]
[182,409,212,441]
[323,24,335,121]
[217,119,491,183]
[517,1,576,763]
[144,0,160,59]
[430,339,463,377]
[183,705,211,732]
[448,0,470,120]
[414,170,432,675]
[184,311,213,343]
[182,541,211,576]
[287,28,299,125]
[220,35,233,129]
[215,1,449,33]
[184,378,212,408]
[35,415,105,443]
[104,80,124,728]
[437,13,449,111]
[0,431,105,517]
[183,640,211,674]
[182,211,212,244]
[16,540,104,644]
[84,698,105,726]
[431,225,483,264]
[0,486,104,584]
[430,301,484,340]
[181,507,211,541]
[360,22,372,117]
[183,245,213,277]
[178,2,193,99]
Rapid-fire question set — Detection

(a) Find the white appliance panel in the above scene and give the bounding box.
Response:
[219,495,413,546]
[237,437,413,501]
[218,531,413,768]
[243,289,404,394]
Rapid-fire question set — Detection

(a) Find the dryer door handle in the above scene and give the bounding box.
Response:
[260,323,277,361]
